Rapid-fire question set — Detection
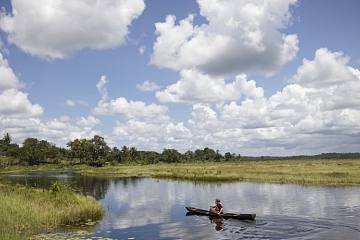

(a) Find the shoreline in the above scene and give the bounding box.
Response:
[1,159,360,186]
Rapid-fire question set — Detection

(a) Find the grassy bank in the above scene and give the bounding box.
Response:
[72,159,360,186]
[1,159,360,186]
[0,182,104,240]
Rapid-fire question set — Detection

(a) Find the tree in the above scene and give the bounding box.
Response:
[90,135,110,166]
[67,135,110,166]
[3,133,11,145]
[107,147,122,163]
[161,149,182,163]
[121,146,130,162]
[224,152,232,161]
[20,138,42,165]
[0,133,20,159]
[129,147,139,162]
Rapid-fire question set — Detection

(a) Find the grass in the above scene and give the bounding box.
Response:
[76,159,360,186]
[2,159,360,186]
[0,182,104,240]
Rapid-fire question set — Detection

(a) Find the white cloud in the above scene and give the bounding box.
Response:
[93,75,168,121]
[0,52,22,91]
[94,96,168,120]
[0,52,99,146]
[292,48,359,88]
[0,89,43,117]
[0,0,145,59]
[136,80,161,92]
[0,53,42,117]
[0,115,100,146]
[138,45,146,55]
[156,69,263,103]
[65,99,87,107]
[185,49,360,155]
[77,116,101,128]
[114,120,192,151]
[151,0,298,75]
[96,75,108,100]
[107,48,360,155]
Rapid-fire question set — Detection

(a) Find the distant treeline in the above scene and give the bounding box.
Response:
[0,133,359,167]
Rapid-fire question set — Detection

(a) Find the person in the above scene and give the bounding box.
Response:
[209,198,224,215]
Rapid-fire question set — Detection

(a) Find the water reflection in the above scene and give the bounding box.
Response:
[2,173,360,239]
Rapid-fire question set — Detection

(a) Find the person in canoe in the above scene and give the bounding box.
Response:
[209,198,224,215]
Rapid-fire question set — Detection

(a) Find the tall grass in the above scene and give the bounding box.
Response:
[2,159,360,186]
[71,159,360,186]
[0,182,104,240]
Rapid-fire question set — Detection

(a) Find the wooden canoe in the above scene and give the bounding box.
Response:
[185,207,256,220]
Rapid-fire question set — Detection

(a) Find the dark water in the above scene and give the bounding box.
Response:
[2,171,360,239]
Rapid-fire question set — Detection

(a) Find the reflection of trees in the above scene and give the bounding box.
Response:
[116,177,142,189]
[71,175,111,200]
[2,172,113,200]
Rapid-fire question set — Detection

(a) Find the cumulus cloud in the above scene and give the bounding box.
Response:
[0,52,22,91]
[185,48,360,155]
[114,120,192,151]
[0,0,145,59]
[151,0,298,75]
[106,48,360,155]
[136,80,161,92]
[0,53,42,117]
[77,116,101,128]
[0,50,100,146]
[291,48,359,88]
[0,89,43,117]
[0,115,101,146]
[156,69,264,103]
[93,75,168,121]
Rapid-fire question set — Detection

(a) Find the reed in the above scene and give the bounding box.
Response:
[0,182,104,240]
[74,159,360,186]
[2,159,360,186]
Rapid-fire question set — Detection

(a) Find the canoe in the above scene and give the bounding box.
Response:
[185,207,256,220]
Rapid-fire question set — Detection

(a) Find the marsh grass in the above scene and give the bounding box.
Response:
[0,182,104,240]
[71,159,360,186]
[2,159,360,186]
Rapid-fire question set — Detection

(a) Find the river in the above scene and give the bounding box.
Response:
[2,171,360,239]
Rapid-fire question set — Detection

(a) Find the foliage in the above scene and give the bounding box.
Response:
[50,181,73,193]
[1,132,360,168]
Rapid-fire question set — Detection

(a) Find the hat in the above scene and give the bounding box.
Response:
[215,198,221,202]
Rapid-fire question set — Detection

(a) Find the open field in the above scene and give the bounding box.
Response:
[2,159,360,186]
[0,182,104,240]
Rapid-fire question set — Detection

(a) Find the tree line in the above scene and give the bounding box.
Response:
[0,133,241,167]
[1,133,359,168]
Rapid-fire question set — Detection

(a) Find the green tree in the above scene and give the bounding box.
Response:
[20,138,43,165]
[161,149,182,163]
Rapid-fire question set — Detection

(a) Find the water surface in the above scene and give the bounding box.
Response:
[2,171,360,239]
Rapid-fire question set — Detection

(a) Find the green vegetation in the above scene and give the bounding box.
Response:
[75,160,360,186]
[2,159,360,186]
[0,181,104,240]
[2,132,360,168]
[2,132,360,186]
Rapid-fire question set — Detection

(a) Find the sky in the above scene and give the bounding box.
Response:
[0,0,360,156]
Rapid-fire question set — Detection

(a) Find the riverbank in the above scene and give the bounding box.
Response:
[1,159,360,186]
[0,182,104,240]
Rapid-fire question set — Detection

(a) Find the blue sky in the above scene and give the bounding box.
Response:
[0,0,359,155]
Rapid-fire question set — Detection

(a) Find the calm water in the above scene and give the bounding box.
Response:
[2,171,360,239]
